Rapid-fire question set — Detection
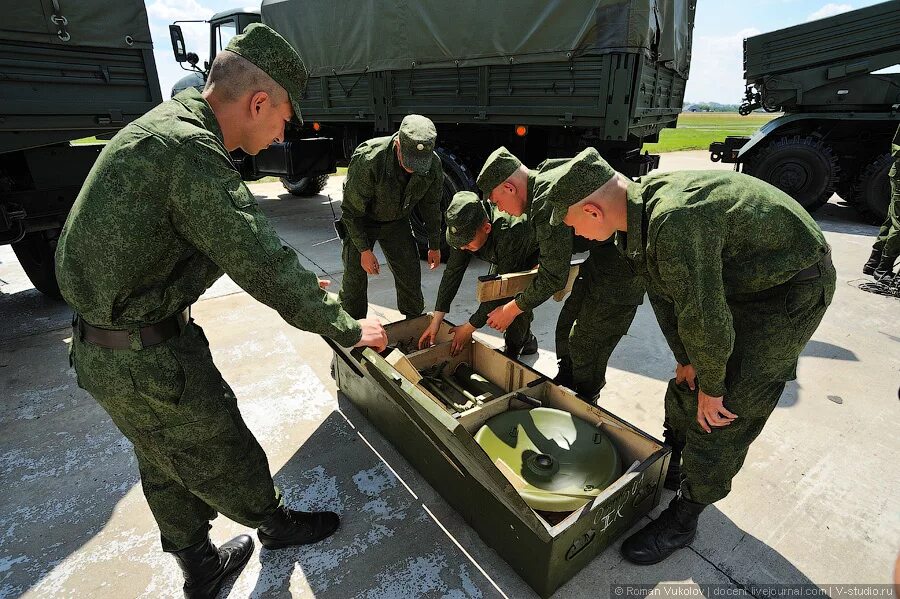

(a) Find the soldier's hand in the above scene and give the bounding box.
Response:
[675,362,697,390]
[355,317,388,352]
[318,278,331,289]
[427,249,442,270]
[449,322,476,356]
[696,390,737,433]
[360,250,380,275]
[487,300,523,332]
[418,322,440,349]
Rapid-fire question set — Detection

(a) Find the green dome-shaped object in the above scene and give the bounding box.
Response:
[475,408,622,512]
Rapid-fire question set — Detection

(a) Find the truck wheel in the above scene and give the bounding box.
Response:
[744,136,839,213]
[11,230,63,299]
[410,148,476,262]
[280,174,329,196]
[853,153,892,224]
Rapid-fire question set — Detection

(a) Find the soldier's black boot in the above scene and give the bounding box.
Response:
[257,505,340,549]
[873,253,897,281]
[520,334,538,356]
[863,248,882,276]
[621,492,707,565]
[172,534,254,599]
[552,355,574,388]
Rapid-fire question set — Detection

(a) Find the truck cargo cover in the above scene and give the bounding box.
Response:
[4,1,153,50]
[261,0,692,77]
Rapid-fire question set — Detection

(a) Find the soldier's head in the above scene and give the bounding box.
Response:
[546,148,628,241]
[477,147,529,216]
[393,115,438,174]
[446,191,492,251]
[204,24,308,155]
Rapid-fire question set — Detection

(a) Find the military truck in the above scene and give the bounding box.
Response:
[0,2,162,297]
[709,1,900,222]
[170,0,696,252]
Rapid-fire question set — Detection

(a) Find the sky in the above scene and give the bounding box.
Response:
[146,0,893,105]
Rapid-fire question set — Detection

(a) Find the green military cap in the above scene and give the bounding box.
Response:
[476,147,523,195]
[445,191,489,248]
[547,148,618,225]
[224,23,309,124]
[398,115,437,174]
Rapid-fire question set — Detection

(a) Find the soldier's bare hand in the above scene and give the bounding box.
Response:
[696,391,737,433]
[355,317,388,352]
[675,362,697,390]
[449,322,476,355]
[418,323,439,349]
[318,278,331,289]
[361,250,380,275]
[427,249,441,270]
[486,300,523,332]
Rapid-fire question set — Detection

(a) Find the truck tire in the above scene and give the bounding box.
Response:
[11,230,62,299]
[743,136,839,213]
[411,148,476,262]
[280,174,329,196]
[854,153,892,224]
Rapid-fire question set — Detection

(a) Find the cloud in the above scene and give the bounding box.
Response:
[683,28,761,104]
[146,0,211,22]
[806,3,854,21]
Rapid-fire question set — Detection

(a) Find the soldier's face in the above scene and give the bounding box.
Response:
[564,202,609,240]
[394,140,415,174]
[489,182,524,216]
[460,221,491,252]
[245,91,293,155]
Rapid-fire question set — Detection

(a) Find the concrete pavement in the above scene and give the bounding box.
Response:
[1,151,898,598]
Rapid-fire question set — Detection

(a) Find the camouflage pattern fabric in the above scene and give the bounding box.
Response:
[340,134,443,253]
[55,89,359,551]
[872,124,900,260]
[338,218,425,319]
[435,206,539,345]
[616,169,834,504]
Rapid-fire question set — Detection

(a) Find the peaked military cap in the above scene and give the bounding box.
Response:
[546,148,618,225]
[476,147,523,195]
[398,115,437,174]
[446,191,489,248]
[224,23,309,124]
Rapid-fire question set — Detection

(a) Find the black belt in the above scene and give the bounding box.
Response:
[790,248,832,283]
[74,308,190,350]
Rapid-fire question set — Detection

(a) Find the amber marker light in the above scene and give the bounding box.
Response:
[515,125,528,137]
[312,122,322,132]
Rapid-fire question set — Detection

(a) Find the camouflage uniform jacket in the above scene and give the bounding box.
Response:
[513,170,574,312]
[55,88,362,347]
[618,170,829,396]
[341,134,443,251]
[435,207,538,328]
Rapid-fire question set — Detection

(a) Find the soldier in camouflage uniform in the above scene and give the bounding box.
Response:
[418,191,540,357]
[337,115,443,319]
[542,148,834,565]
[55,24,387,599]
[863,123,900,282]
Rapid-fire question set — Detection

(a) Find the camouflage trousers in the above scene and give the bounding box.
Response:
[662,264,835,505]
[557,243,644,397]
[71,320,280,551]
[339,218,424,319]
[871,179,899,259]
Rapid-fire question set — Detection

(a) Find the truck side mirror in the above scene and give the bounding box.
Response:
[169,25,187,63]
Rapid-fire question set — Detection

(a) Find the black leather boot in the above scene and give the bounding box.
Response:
[172,535,253,599]
[863,248,882,276]
[621,492,707,565]
[520,334,538,356]
[257,505,340,549]
[552,355,574,388]
[873,253,897,281]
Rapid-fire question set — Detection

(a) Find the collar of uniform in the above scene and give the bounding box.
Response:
[618,180,646,264]
[476,227,499,262]
[524,170,535,217]
[173,88,224,145]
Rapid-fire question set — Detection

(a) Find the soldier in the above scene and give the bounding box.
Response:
[337,115,443,319]
[418,191,539,357]
[55,24,388,599]
[542,148,834,565]
[862,124,900,282]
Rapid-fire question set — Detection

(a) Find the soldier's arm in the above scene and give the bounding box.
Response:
[434,248,471,313]
[647,292,691,366]
[168,142,361,347]
[651,211,733,397]
[514,222,573,312]
[421,165,443,250]
[341,154,374,252]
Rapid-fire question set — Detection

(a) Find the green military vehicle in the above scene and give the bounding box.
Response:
[0,1,162,297]
[709,1,900,222]
[170,0,696,252]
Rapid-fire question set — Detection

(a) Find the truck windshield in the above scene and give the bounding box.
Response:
[214,21,236,53]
